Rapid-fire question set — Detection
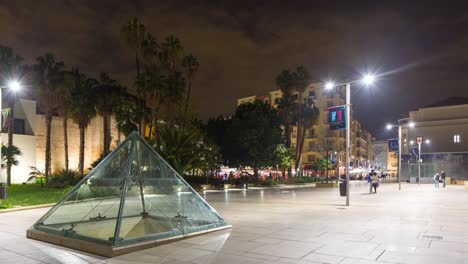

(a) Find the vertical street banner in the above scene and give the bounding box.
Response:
[387,138,399,152]
[328,105,346,130]
[1,108,10,132]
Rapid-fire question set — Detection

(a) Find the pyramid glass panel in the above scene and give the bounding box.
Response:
[28,132,230,256]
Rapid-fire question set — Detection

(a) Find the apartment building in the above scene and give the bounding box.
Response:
[237,83,375,175]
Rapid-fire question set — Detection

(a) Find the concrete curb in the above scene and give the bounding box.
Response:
[0,203,54,214]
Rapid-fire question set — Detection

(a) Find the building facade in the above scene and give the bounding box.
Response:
[0,99,120,184]
[237,83,375,175]
[400,98,468,180]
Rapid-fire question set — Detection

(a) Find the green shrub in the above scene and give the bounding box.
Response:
[48,169,82,188]
[0,199,12,209]
[255,179,278,186]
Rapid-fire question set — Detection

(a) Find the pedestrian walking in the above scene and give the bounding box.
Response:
[371,172,379,193]
[434,173,440,188]
[441,170,446,188]
[368,170,374,193]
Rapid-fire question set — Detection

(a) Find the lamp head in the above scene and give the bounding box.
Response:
[8,80,21,91]
[408,121,415,128]
[386,124,393,130]
[324,82,334,90]
[362,74,375,86]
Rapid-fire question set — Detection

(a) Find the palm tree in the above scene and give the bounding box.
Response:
[114,91,140,137]
[121,17,146,76]
[0,46,23,186]
[96,72,123,155]
[296,101,319,176]
[136,64,165,139]
[56,71,74,171]
[1,144,21,170]
[69,70,98,176]
[292,66,311,175]
[163,71,186,122]
[160,35,183,72]
[275,70,296,148]
[182,54,199,114]
[121,17,147,136]
[33,53,65,184]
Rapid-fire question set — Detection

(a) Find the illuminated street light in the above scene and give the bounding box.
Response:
[362,74,375,86]
[408,122,415,128]
[0,79,22,185]
[8,80,21,91]
[386,123,393,130]
[325,82,334,90]
[425,139,431,144]
[326,72,379,206]
[410,140,415,145]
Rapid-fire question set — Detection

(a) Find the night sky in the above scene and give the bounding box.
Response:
[1,0,468,139]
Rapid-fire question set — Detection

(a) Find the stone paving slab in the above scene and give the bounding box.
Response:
[1,183,468,263]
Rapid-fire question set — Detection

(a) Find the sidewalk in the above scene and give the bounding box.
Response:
[1,183,468,263]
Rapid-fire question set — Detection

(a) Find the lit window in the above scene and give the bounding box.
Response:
[454,134,461,143]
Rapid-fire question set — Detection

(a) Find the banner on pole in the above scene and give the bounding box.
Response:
[328,105,346,130]
[387,138,399,152]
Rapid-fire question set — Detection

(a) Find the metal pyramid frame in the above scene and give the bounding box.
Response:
[27,131,230,257]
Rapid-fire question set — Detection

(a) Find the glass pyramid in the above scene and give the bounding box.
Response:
[28,131,229,254]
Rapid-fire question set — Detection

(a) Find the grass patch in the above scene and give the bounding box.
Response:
[0,184,72,209]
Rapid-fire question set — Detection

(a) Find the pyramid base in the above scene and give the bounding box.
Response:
[26,224,232,258]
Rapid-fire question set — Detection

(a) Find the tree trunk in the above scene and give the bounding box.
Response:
[295,93,303,159]
[295,119,308,177]
[151,108,158,140]
[44,113,53,184]
[78,125,85,177]
[6,105,14,186]
[325,138,330,183]
[103,113,111,154]
[63,116,69,171]
[184,80,192,114]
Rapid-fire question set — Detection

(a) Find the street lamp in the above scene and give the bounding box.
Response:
[386,118,413,191]
[324,73,376,206]
[0,80,22,183]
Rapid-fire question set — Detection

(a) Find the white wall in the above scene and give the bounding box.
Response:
[0,133,36,184]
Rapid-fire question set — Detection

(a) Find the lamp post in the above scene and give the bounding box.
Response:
[0,80,21,184]
[386,119,415,190]
[325,74,375,206]
[413,138,430,185]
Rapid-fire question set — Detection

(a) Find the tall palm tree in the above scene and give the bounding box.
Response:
[121,17,146,76]
[160,35,183,72]
[56,71,74,171]
[34,53,65,183]
[275,69,295,149]
[136,64,165,139]
[163,71,186,122]
[0,46,23,186]
[292,66,311,175]
[122,17,147,136]
[296,101,319,176]
[69,70,98,176]
[96,72,123,155]
[114,91,140,137]
[182,54,199,114]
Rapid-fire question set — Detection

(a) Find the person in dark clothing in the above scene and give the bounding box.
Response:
[441,171,447,188]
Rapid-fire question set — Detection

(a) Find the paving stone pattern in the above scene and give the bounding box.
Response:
[1,183,468,263]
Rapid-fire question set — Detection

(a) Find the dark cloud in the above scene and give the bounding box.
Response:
[1,0,468,139]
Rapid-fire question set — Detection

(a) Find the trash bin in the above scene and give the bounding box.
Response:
[0,183,7,200]
[339,180,346,197]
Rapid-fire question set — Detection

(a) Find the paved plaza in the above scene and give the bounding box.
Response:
[1,183,468,263]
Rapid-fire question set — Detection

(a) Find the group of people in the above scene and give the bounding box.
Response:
[433,170,447,188]
[367,170,379,193]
